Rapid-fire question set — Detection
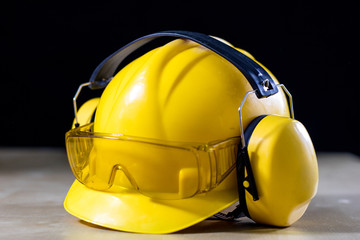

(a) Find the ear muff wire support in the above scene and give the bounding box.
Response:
[72,82,92,128]
[223,83,294,219]
[239,84,294,149]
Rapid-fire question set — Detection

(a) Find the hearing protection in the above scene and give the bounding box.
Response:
[64,31,318,233]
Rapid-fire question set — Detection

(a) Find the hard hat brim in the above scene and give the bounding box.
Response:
[64,170,238,234]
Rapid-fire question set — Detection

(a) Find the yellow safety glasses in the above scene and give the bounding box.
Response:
[66,123,240,200]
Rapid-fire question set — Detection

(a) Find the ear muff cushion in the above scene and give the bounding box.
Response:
[244,115,268,146]
[244,115,318,227]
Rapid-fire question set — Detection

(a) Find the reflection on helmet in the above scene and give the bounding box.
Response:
[64,33,318,234]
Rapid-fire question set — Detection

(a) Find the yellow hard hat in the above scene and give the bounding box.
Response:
[64,31,318,233]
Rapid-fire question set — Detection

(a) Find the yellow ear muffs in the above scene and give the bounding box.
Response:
[241,115,318,226]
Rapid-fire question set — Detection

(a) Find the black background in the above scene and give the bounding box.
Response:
[1,1,358,155]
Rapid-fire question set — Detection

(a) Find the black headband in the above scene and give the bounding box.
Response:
[88,30,278,98]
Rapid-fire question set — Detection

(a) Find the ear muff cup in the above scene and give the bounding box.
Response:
[72,98,99,128]
[243,115,318,226]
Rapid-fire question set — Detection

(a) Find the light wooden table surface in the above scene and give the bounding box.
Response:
[0,149,359,240]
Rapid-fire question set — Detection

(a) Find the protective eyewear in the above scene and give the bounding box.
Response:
[66,123,240,200]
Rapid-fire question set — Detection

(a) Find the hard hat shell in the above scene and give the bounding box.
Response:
[64,38,291,233]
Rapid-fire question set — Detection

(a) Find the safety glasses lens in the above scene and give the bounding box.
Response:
[66,125,199,199]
